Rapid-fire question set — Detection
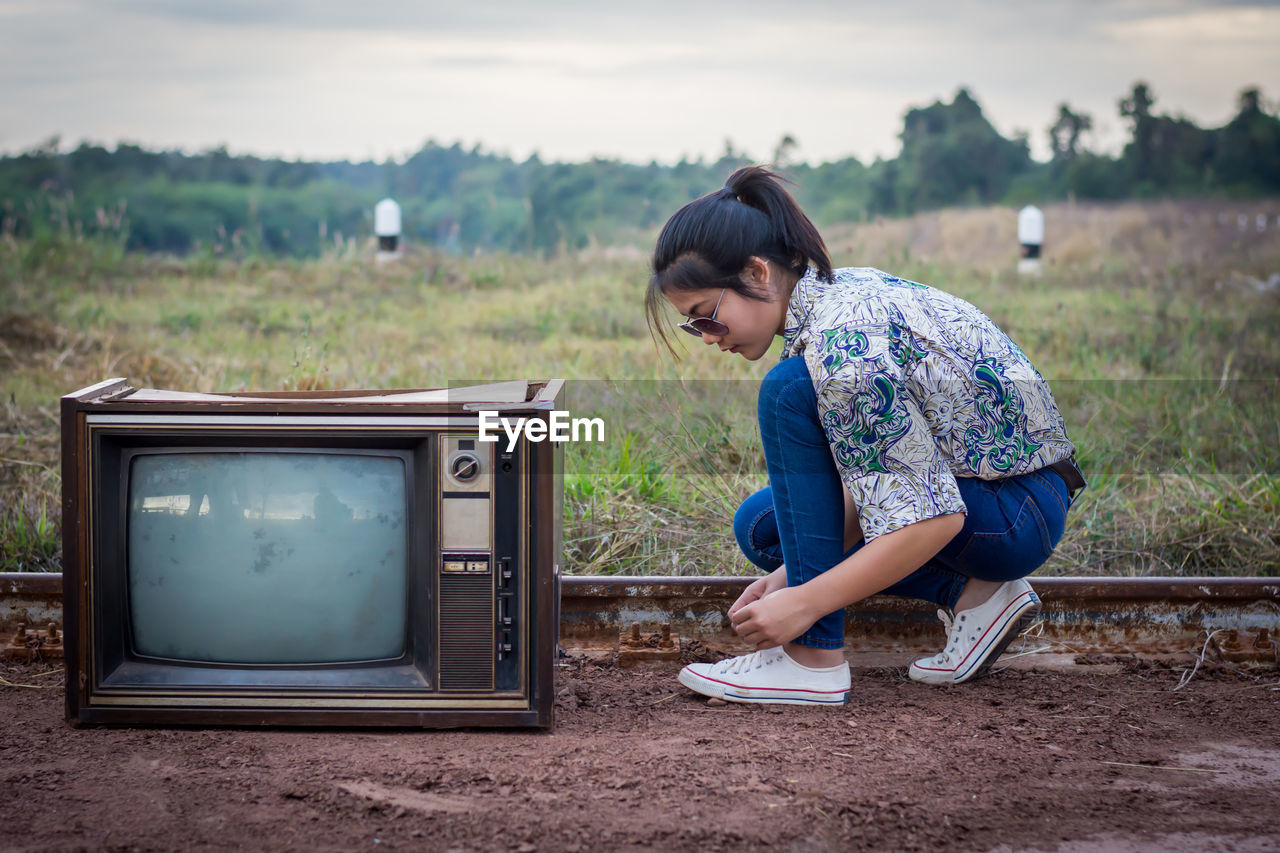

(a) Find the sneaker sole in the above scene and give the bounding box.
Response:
[677,667,850,706]
[952,593,1041,684]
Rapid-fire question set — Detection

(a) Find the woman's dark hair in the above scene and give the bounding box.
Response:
[645,165,833,352]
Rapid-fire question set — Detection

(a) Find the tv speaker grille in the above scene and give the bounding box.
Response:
[439,574,494,690]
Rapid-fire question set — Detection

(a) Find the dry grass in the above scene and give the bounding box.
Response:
[823,199,1280,276]
[2,198,1278,576]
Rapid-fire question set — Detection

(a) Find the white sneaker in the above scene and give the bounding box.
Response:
[909,579,1041,685]
[678,647,851,705]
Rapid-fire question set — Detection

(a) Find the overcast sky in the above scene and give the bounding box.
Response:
[2,0,1277,166]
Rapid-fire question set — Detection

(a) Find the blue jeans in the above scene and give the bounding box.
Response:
[735,356,1075,650]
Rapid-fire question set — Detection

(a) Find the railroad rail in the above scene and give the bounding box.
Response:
[4,573,1278,663]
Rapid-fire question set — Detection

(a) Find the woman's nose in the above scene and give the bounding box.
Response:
[700,331,722,345]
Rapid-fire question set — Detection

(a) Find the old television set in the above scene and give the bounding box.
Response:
[62,378,563,728]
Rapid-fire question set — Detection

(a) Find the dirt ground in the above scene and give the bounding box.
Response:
[2,654,1278,853]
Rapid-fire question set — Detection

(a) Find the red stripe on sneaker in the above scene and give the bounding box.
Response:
[689,673,849,694]
[955,591,1036,670]
[914,591,1037,675]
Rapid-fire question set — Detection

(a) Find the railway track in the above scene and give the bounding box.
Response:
[5,573,1277,664]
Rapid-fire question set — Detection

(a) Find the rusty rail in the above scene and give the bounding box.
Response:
[2,573,61,635]
[5,573,1278,660]
[559,576,1280,659]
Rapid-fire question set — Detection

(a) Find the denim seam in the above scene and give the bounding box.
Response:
[770,373,825,589]
[1026,473,1065,555]
[797,632,844,649]
[944,574,967,611]
[745,506,775,554]
[1022,495,1053,557]
[1029,496,1051,556]
[1029,471,1068,517]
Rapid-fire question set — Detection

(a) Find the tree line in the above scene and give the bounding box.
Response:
[1,82,1276,257]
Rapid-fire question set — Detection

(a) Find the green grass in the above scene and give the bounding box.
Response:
[0,497,58,572]
[1,201,1277,576]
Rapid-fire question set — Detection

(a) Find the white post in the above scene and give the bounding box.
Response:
[1017,205,1044,277]
[374,198,402,261]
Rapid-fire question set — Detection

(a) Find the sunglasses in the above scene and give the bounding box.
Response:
[677,288,729,337]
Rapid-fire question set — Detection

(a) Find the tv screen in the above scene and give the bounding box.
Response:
[62,378,563,728]
[127,451,408,665]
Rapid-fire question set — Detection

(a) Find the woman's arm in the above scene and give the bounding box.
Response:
[728,512,964,649]
[729,487,862,619]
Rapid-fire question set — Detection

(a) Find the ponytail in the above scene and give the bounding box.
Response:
[645,166,833,352]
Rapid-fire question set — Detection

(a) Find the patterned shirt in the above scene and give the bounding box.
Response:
[781,267,1075,542]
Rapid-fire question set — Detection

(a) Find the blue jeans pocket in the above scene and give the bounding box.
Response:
[954,492,1054,579]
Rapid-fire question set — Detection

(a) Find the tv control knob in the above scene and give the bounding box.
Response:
[450,452,481,482]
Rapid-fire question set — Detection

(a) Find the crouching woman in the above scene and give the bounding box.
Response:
[645,166,1085,705]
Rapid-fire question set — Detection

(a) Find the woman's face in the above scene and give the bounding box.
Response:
[663,259,792,361]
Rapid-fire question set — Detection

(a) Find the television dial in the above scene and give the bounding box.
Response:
[450,452,481,482]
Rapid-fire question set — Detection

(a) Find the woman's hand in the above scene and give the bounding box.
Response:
[727,566,787,619]
[728,585,817,649]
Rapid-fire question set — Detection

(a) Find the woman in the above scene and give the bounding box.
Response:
[645,166,1084,705]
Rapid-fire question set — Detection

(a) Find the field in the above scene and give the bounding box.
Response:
[1,199,1278,576]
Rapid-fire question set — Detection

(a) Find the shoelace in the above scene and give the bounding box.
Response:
[931,609,959,665]
[931,608,987,665]
[712,649,779,676]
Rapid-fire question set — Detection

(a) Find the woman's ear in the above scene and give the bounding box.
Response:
[742,256,771,291]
